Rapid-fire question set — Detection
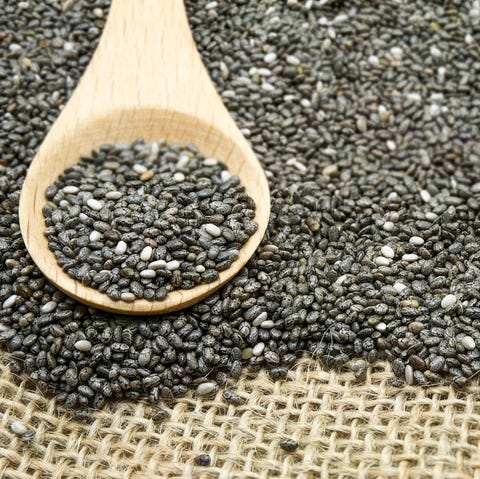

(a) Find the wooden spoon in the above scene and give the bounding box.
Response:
[19,0,270,315]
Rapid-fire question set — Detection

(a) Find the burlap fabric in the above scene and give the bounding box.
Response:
[1,355,479,479]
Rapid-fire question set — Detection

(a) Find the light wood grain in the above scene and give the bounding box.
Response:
[18,0,270,315]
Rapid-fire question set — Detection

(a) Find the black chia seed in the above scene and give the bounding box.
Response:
[279,438,299,452]
[222,390,243,406]
[1,0,480,411]
[194,454,211,466]
[42,139,257,301]
[152,408,170,422]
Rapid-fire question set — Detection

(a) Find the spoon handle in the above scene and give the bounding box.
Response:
[93,0,203,106]
[69,0,238,139]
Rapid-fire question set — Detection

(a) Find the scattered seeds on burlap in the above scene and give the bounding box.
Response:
[43,139,257,302]
[1,0,480,410]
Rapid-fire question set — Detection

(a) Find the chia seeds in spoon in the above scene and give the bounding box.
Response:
[42,139,257,302]
[1,0,480,410]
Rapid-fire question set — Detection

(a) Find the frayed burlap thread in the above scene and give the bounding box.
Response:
[1,356,480,479]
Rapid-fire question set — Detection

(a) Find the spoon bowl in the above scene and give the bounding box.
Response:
[19,0,270,315]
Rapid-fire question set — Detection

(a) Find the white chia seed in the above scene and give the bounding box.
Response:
[382,221,395,232]
[140,246,153,262]
[375,256,391,266]
[166,260,180,271]
[133,164,147,174]
[409,236,425,246]
[140,269,156,279]
[204,224,221,238]
[74,340,92,352]
[402,254,419,262]
[2,295,17,309]
[40,301,57,313]
[120,292,136,303]
[253,343,265,356]
[86,199,103,211]
[203,157,218,166]
[89,230,102,242]
[462,336,476,351]
[105,191,122,200]
[381,245,395,259]
[148,260,167,270]
[196,382,218,396]
[11,421,28,435]
[115,241,127,255]
[441,295,457,309]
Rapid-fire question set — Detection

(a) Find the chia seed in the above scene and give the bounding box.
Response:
[222,390,243,406]
[10,421,28,436]
[1,0,480,411]
[42,140,257,301]
[196,382,218,397]
[279,438,299,452]
[152,408,170,422]
[194,454,211,466]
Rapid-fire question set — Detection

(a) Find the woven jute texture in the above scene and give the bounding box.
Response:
[1,355,480,479]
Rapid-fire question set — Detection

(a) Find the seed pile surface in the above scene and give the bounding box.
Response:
[43,140,257,301]
[1,0,480,409]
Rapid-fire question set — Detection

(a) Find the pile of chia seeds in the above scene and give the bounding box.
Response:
[43,139,257,302]
[1,0,480,409]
